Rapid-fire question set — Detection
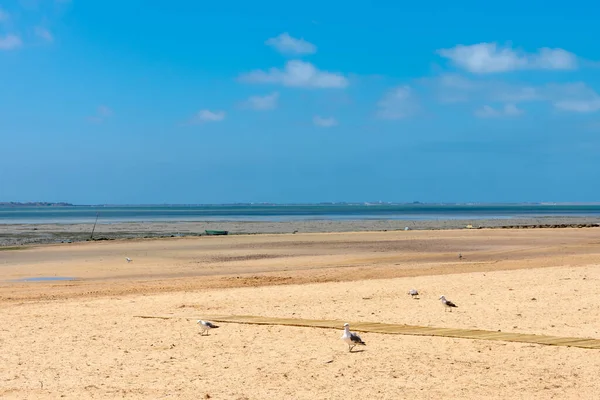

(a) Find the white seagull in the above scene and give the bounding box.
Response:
[125,257,132,263]
[408,289,419,298]
[439,295,458,312]
[341,323,366,352]
[197,320,219,336]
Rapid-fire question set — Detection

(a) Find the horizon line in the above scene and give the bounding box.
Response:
[4,201,600,207]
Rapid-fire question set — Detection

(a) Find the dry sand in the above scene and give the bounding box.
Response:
[1,228,600,399]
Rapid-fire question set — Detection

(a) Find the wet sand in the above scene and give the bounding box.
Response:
[1,228,600,398]
[2,216,600,246]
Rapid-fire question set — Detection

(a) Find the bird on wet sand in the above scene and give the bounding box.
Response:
[197,320,219,335]
[439,295,458,312]
[341,323,366,352]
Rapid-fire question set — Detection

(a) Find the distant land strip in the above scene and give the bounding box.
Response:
[0,202,74,207]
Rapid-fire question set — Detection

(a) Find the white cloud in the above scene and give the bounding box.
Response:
[35,27,54,43]
[265,33,316,55]
[239,60,348,89]
[243,92,279,111]
[313,116,338,127]
[0,34,22,50]
[0,8,9,22]
[190,109,226,123]
[437,43,578,74]
[376,86,417,120]
[475,103,524,118]
[535,47,578,70]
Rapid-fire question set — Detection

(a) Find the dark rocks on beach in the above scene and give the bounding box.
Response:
[497,223,600,229]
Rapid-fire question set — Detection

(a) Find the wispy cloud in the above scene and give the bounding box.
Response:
[427,74,540,104]
[554,98,600,113]
[35,27,54,43]
[189,109,226,124]
[239,60,348,89]
[87,105,113,123]
[547,83,600,113]
[586,121,600,131]
[313,115,338,127]
[97,105,112,117]
[265,33,316,55]
[429,75,600,113]
[243,92,279,111]
[0,34,22,50]
[376,86,417,119]
[437,43,578,74]
[0,7,9,22]
[475,103,524,118]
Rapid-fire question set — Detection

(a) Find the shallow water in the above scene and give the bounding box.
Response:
[2,204,600,224]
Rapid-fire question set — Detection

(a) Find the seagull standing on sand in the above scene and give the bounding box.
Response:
[125,257,132,263]
[408,289,419,298]
[439,295,458,312]
[341,323,366,352]
[197,320,219,336]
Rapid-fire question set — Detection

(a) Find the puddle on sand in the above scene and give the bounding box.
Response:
[12,276,77,282]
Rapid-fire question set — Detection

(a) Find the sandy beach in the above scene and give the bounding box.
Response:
[2,228,600,399]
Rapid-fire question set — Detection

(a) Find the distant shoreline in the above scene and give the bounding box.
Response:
[4,202,600,207]
[1,217,600,247]
[0,202,74,207]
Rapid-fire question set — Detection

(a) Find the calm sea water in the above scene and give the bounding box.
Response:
[1,204,600,224]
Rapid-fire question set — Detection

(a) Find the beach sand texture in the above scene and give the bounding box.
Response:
[1,228,600,399]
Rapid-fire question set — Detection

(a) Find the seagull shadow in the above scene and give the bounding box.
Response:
[349,349,366,353]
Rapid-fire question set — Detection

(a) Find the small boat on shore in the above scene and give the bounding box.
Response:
[205,230,229,236]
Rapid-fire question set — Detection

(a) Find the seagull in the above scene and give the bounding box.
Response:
[341,323,366,352]
[125,257,132,263]
[408,289,419,298]
[439,295,458,312]
[197,320,219,336]
[458,253,463,260]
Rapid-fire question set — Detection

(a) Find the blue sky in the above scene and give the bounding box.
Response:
[1,0,599,204]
